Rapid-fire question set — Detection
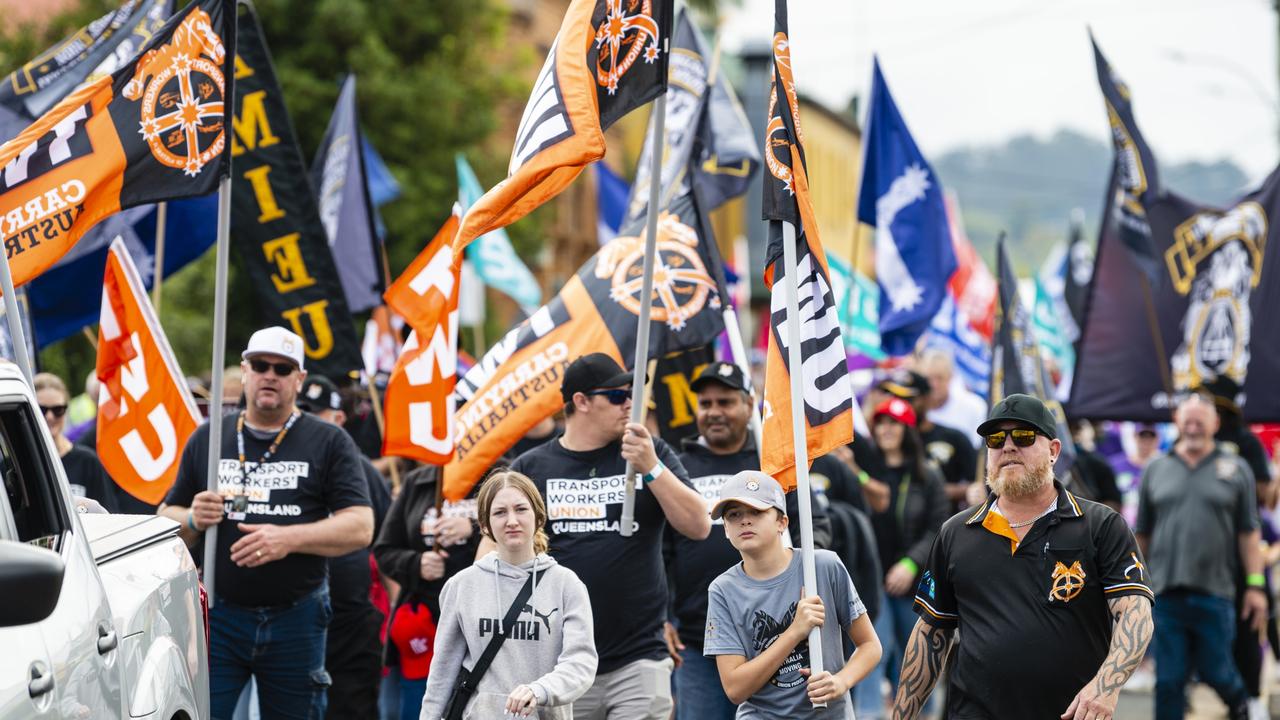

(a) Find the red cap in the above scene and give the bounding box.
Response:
[873,397,918,427]
[389,602,437,680]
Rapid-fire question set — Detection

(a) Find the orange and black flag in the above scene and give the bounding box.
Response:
[451,0,672,259]
[0,0,234,289]
[759,0,854,491]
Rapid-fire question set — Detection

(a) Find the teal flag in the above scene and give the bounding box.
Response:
[828,254,886,361]
[455,154,542,314]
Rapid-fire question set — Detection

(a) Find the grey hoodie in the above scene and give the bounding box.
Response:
[420,552,597,720]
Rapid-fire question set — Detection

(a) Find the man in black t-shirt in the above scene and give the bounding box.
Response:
[159,328,374,720]
[668,362,835,720]
[884,368,977,511]
[509,353,710,720]
[298,375,392,720]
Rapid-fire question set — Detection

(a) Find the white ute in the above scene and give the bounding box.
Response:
[0,364,208,719]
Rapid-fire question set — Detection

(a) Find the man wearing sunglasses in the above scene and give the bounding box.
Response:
[506,352,710,720]
[892,393,1153,720]
[159,327,374,719]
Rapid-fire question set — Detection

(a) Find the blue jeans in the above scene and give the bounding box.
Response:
[379,674,401,720]
[674,646,737,720]
[210,585,333,720]
[1153,590,1248,720]
[398,673,427,720]
[856,594,935,719]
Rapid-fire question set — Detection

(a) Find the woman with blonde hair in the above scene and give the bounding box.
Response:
[34,372,118,512]
[421,470,596,719]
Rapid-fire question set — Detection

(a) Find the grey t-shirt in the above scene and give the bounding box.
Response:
[1136,447,1260,598]
[704,548,866,719]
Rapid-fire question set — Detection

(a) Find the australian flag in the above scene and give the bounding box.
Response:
[856,58,956,357]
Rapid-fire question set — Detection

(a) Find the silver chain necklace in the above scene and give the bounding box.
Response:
[1004,503,1056,529]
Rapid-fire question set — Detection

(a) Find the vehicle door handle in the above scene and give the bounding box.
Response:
[28,662,53,698]
[97,624,117,654]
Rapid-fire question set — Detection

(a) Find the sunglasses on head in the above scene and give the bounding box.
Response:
[586,388,630,405]
[249,358,297,377]
[984,428,1039,449]
[40,404,67,418]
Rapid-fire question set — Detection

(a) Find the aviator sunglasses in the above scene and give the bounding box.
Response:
[983,428,1039,450]
[249,358,297,377]
[40,404,68,418]
[586,388,630,405]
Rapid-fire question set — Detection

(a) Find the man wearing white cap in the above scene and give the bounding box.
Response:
[159,327,374,719]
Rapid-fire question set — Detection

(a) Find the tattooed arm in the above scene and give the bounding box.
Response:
[1059,595,1153,720]
[891,619,954,720]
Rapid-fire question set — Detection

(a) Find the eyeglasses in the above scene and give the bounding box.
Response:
[586,388,630,405]
[40,404,67,418]
[249,359,297,377]
[984,428,1039,449]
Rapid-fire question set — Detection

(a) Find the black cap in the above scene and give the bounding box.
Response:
[876,369,930,400]
[976,393,1058,440]
[561,353,633,403]
[298,375,342,412]
[1195,375,1242,416]
[691,362,751,394]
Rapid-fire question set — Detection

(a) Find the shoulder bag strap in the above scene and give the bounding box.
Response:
[464,568,543,686]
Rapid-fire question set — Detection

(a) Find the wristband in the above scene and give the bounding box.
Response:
[857,471,870,486]
[642,459,667,484]
[186,509,199,532]
[898,558,919,576]
[1247,573,1266,588]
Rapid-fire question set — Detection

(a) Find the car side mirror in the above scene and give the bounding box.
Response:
[0,539,64,626]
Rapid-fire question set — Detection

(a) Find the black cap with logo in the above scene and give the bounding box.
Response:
[976,393,1058,440]
[876,368,930,400]
[561,353,633,403]
[690,362,751,394]
[298,375,342,413]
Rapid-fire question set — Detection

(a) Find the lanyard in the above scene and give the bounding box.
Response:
[235,410,300,489]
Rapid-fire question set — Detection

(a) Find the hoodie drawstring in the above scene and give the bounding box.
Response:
[491,554,542,637]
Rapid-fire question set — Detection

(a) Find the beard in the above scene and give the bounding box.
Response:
[987,456,1053,499]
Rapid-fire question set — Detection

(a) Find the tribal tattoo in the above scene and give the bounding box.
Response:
[892,620,953,720]
[1093,595,1153,697]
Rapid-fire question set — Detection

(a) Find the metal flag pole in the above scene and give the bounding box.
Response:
[723,306,763,454]
[619,90,668,538]
[781,219,825,691]
[151,202,168,313]
[203,175,232,607]
[0,230,34,385]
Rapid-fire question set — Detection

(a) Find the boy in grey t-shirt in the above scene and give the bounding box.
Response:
[704,471,881,719]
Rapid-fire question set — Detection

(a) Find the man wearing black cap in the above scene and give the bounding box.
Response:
[297,375,393,720]
[892,393,1154,720]
[880,368,976,512]
[508,352,710,720]
[667,361,837,720]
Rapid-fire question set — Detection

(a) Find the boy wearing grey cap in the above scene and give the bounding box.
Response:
[704,471,881,719]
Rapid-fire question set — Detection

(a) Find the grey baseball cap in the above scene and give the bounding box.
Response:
[710,470,787,520]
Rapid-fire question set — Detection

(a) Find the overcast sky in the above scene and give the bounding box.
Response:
[722,0,1279,186]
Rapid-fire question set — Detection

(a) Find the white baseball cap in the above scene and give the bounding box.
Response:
[242,327,306,370]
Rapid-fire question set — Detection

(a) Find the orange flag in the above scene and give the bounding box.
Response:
[383,211,462,464]
[96,239,201,504]
[451,0,671,258]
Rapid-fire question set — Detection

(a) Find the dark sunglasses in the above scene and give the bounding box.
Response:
[249,359,297,377]
[586,388,630,405]
[40,404,68,418]
[984,428,1039,450]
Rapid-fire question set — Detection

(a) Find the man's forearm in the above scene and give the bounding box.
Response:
[1241,529,1264,576]
[1091,596,1153,698]
[892,620,953,720]
[650,472,710,540]
[157,503,200,547]
[284,507,374,557]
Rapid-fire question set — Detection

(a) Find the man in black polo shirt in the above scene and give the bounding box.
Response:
[892,393,1154,720]
[509,353,710,720]
[668,362,833,720]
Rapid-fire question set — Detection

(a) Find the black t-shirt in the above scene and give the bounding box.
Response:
[328,456,392,615]
[921,422,977,486]
[810,453,867,513]
[165,413,371,607]
[510,436,692,674]
[850,432,885,482]
[1072,449,1122,507]
[914,483,1153,719]
[62,445,118,513]
[1217,421,1271,490]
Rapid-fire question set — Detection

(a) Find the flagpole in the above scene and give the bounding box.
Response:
[620,91,667,539]
[723,306,763,454]
[364,373,401,494]
[151,201,168,313]
[204,175,232,607]
[0,226,34,385]
[781,219,825,690]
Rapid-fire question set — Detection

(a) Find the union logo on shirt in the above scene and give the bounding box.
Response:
[1049,561,1087,603]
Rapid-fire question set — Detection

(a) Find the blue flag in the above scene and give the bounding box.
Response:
[312,74,384,312]
[455,154,542,315]
[857,58,957,357]
[595,162,629,245]
[361,132,400,241]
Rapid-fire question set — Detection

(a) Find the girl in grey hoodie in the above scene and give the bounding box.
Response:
[421,471,597,720]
